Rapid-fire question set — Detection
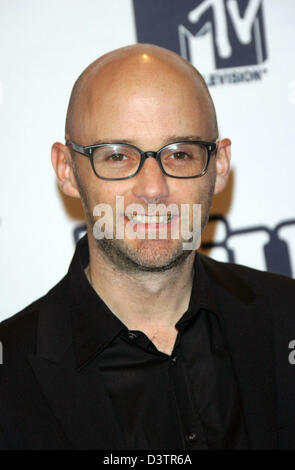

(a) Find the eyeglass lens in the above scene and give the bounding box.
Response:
[92,142,208,178]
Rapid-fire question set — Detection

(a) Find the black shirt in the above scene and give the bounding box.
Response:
[69,235,248,450]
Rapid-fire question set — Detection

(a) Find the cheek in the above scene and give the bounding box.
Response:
[171,181,205,204]
[75,161,112,205]
[86,181,133,209]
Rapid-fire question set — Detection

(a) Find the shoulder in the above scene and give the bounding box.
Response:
[0,298,41,350]
[0,275,68,357]
[198,252,295,302]
[0,297,42,379]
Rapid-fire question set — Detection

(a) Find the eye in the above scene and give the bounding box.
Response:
[170,151,190,160]
[107,153,128,162]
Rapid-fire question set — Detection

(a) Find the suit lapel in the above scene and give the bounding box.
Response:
[27,280,125,450]
[199,254,278,449]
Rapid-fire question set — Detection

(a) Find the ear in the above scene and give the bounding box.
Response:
[51,142,80,198]
[214,138,231,195]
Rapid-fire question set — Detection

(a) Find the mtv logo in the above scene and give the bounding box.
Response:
[133,0,268,72]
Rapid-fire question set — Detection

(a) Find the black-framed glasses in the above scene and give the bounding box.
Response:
[66,139,217,181]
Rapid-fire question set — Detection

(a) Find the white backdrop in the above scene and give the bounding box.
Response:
[1,0,295,320]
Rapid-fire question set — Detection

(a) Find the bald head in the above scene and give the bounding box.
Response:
[65,43,218,144]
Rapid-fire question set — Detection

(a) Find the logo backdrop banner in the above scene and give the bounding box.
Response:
[133,0,268,71]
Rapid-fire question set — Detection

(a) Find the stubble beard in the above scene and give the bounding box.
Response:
[96,237,193,273]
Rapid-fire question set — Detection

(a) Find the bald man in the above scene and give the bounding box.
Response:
[1,44,295,451]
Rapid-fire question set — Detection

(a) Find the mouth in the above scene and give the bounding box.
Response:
[125,214,173,224]
[123,213,179,236]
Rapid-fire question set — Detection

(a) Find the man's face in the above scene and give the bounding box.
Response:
[72,54,217,272]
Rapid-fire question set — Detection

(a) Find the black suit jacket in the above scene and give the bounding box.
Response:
[0,251,295,450]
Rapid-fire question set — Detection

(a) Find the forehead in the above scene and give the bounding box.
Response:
[74,55,213,145]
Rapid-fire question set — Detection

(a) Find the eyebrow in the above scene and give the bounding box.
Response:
[90,135,203,147]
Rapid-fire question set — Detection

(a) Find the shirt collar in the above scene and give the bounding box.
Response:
[68,235,127,368]
[177,250,225,353]
[68,234,222,368]
[177,249,220,325]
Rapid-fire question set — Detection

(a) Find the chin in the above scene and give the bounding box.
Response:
[97,237,192,273]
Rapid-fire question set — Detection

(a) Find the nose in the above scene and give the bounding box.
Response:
[131,154,170,203]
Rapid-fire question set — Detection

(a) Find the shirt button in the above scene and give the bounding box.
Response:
[128,332,137,340]
[186,432,197,443]
[171,356,177,365]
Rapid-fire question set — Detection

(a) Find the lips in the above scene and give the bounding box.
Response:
[125,214,172,224]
